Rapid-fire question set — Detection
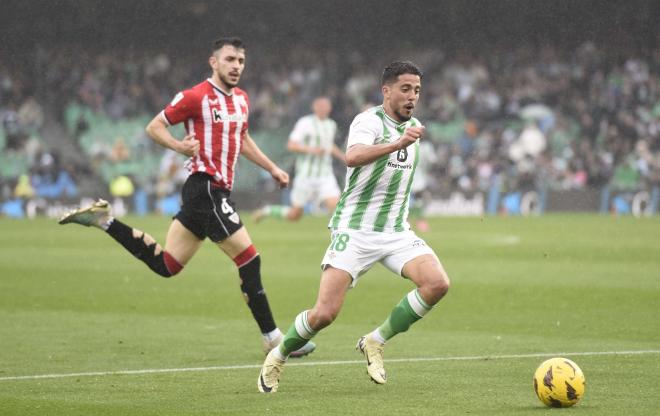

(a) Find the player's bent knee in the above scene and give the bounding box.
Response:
[421,272,450,305]
[434,277,450,297]
[235,247,263,297]
[432,274,450,297]
[309,308,339,330]
[150,251,184,278]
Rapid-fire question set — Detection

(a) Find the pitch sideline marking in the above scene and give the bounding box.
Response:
[1,349,659,382]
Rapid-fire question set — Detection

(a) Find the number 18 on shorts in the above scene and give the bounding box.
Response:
[321,229,437,287]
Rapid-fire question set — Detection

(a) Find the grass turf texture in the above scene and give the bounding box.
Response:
[0,214,658,415]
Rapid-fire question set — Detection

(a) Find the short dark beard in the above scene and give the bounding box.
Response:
[393,110,412,122]
[219,74,238,89]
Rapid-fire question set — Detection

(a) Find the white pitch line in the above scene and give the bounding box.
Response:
[1,349,659,382]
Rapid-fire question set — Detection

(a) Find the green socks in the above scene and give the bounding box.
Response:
[277,289,432,359]
[377,289,431,341]
[279,310,317,357]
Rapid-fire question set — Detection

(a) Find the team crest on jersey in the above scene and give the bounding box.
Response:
[387,147,413,170]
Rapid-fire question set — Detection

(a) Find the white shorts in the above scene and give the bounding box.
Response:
[290,175,341,208]
[321,228,438,287]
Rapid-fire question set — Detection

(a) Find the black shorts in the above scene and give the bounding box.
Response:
[174,173,244,242]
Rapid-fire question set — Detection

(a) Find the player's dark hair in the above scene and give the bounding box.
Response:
[213,37,245,52]
[381,61,423,85]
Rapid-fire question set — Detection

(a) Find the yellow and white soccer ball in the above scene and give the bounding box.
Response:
[533,357,586,407]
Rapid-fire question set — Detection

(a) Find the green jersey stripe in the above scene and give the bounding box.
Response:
[293,115,336,179]
[299,134,314,177]
[373,169,404,232]
[330,166,362,229]
[375,109,392,141]
[312,120,321,177]
[394,140,420,231]
[370,108,400,231]
[348,155,389,229]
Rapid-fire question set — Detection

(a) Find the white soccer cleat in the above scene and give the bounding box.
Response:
[58,199,111,228]
[356,334,387,384]
[257,349,286,393]
[262,332,316,358]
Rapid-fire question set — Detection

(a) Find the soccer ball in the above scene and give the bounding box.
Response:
[533,357,586,408]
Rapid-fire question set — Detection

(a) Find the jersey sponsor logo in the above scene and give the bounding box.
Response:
[387,160,413,170]
[170,92,184,106]
[212,108,246,123]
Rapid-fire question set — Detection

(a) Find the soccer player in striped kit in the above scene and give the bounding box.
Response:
[254,96,345,222]
[258,61,450,392]
[59,37,315,357]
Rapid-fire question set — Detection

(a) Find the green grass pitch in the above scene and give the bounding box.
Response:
[1,214,658,415]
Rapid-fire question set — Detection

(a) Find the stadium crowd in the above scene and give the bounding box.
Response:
[2,39,660,214]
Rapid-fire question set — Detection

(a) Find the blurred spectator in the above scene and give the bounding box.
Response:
[1,31,659,213]
[17,96,44,133]
[2,102,23,150]
[111,137,130,162]
[155,150,186,215]
[30,151,78,199]
[14,174,34,199]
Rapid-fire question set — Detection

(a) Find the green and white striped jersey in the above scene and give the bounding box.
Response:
[289,115,337,178]
[329,106,421,233]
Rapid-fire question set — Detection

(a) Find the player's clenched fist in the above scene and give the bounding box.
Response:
[396,126,425,150]
[270,166,290,188]
[177,133,200,157]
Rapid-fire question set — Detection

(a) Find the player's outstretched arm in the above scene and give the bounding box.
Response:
[345,143,397,167]
[241,132,289,188]
[145,116,199,157]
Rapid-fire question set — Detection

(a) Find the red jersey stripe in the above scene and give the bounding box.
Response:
[162,79,249,190]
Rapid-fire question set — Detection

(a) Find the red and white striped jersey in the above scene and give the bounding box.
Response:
[160,78,249,191]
